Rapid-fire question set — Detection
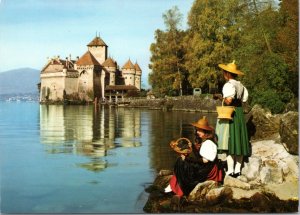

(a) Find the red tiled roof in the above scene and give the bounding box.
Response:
[134,62,142,71]
[122,59,135,70]
[102,57,116,68]
[76,51,101,66]
[87,36,107,47]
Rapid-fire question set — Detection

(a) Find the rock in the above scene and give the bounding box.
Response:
[250,192,273,212]
[242,156,262,181]
[224,175,251,190]
[264,159,283,184]
[188,180,218,201]
[250,140,299,180]
[159,169,173,176]
[284,156,299,178]
[284,99,298,113]
[231,187,261,200]
[279,111,298,155]
[248,105,281,140]
[260,167,271,184]
[144,172,298,213]
[205,187,233,205]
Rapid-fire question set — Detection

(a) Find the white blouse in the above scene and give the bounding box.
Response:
[222,79,248,102]
[199,139,217,162]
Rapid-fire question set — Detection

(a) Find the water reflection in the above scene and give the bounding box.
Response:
[39,105,142,172]
[147,111,217,172]
[39,105,217,174]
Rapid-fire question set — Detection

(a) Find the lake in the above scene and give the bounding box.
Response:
[0,102,216,213]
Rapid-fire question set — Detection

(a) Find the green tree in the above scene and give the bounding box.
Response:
[233,0,296,113]
[274,0,298,96]
[149,6,189,97]
[250,53,293,113]
[184,0,243,93]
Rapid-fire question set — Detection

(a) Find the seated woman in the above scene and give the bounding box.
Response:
[165,116,223,197]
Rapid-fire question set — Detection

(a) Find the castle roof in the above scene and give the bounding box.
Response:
[76,51,101,66]
[41,57,76,72]
[134,62,142,71]
[102,57,116,68]
[122,59,135,70]
[87,36,107,47]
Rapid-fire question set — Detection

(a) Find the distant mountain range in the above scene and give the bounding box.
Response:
[0,68,40,95]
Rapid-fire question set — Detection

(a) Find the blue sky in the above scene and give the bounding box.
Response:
[0,0,194,88]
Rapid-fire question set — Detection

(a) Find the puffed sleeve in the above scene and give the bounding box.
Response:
[199,140,217,162]
[242,86,248,102]
[222,82,235,98]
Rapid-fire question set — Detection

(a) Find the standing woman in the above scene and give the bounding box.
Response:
[214,61,250,178]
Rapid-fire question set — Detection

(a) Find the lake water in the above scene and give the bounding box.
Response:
[0,102,216,213]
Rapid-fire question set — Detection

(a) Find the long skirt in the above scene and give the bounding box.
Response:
[228,106,250,156]
[171,157,222,196]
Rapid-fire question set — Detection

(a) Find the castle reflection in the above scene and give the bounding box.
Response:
[39,105,217,174]
[39,105,142,172]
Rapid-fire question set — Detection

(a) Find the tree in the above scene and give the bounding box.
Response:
[149,6,189,97]
[184,0,243,93]
[232,0,296,113]
[274,0,298,96]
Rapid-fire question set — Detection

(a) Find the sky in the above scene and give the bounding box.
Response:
[0,0,194,88]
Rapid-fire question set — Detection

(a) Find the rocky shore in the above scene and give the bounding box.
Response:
[136,98,299,213]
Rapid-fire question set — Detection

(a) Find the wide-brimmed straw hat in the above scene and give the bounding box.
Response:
[218,60,244,76]
[190,116,214,131]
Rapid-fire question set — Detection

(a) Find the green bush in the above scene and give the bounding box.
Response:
[251,89,285,114]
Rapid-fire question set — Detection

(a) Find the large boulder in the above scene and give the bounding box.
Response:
[247,105,281,140]
[279,111,298,155]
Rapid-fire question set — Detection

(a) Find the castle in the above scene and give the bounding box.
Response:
[39,36,142,103]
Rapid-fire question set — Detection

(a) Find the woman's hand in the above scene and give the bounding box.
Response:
[213,94,222,100]
[181,154,186,160]
[224,97,233,105]
[202,158,209,163]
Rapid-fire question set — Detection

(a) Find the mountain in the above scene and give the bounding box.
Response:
[0,68,40,95]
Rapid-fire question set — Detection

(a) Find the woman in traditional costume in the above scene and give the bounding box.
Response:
[165,116,223,197]
[214,61,250,178]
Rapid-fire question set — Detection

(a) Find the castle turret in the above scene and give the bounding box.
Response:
[122,59,135,86]
[134,62,142,90]
[87,36,108,64]
[103,57,117,86]
[76,51,102,101]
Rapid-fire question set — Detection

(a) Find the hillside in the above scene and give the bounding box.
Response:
[0,68,40,95]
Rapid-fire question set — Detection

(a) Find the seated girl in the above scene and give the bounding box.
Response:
[165,116,223,197]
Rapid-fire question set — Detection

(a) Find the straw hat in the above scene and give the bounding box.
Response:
[218,60,244,76]
[190,116,214,131]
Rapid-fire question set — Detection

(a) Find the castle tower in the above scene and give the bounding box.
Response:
[87,36,108,64]
[134,62,142,91]
[103,57,117,86]
[122,59,135,86]
[76,51,102,101]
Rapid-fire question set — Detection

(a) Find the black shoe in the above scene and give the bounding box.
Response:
[233,172,241,178]
[228,172,241,178]
[228,173,235,177]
